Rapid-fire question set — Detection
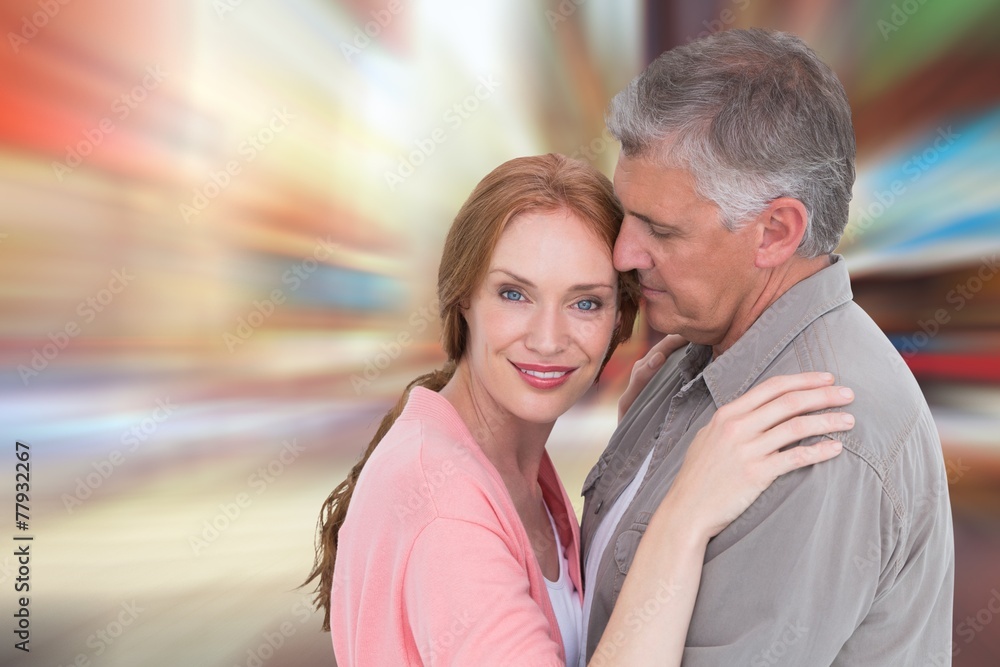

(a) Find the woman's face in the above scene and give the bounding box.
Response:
[461,207,620,425]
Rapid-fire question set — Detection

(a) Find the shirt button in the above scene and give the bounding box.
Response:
[594,499,604,514]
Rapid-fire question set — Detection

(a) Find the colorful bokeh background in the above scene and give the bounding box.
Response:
[1,0,998,665]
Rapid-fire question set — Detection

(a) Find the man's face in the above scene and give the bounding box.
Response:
[612,154,760,345]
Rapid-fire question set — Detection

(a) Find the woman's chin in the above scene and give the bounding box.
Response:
[511,387,595,424]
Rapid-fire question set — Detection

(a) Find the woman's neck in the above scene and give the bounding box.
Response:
[438,362,554,490]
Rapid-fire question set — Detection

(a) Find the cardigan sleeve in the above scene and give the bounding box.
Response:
[403,516,564,667]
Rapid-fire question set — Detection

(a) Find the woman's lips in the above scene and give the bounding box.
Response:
[510,362,576,389]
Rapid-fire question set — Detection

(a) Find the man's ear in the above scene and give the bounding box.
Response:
[754,197,809,269]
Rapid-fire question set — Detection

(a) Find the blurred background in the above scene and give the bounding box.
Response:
[0,0,997,665]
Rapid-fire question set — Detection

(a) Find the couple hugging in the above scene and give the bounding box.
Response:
[307,28,954,667]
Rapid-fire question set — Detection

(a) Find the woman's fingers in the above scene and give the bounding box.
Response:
[719,372,838,416]
[648,333,688,359]
[752,410,855,455]
[767,438,845,479]
[722,382,855,436]
[668,373,855,540]
[618,335,688,421]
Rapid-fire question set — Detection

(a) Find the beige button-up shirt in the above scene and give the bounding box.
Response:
[581,255,955,665]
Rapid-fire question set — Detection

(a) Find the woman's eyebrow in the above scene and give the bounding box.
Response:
[490,268,536,287]
[490,268,614,292]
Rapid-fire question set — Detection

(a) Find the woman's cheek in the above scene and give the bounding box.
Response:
[573,311,615,355]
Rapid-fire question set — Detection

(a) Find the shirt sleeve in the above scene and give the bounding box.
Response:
[676,445,930,666]
[403,516,564,667]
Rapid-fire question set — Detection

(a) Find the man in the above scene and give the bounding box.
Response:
[581,29,954,665]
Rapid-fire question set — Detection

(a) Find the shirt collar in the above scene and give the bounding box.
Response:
[686,254,854,406]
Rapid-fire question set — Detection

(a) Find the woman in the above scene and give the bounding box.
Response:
[305,154,853,666]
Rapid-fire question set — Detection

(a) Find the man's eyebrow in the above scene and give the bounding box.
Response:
[627,210,680,231]
[489,268,614,292]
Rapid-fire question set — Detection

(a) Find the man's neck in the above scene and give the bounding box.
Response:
[713,255,832,358]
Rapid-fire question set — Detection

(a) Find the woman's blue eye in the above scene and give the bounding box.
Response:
[500,289,524,302]
[576,299,600,311]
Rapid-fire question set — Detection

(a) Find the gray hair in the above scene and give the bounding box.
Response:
[607,28,856,257]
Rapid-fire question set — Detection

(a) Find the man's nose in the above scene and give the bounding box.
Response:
[613,217,653,272]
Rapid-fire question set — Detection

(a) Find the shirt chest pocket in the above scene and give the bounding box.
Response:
[613,512,652,595]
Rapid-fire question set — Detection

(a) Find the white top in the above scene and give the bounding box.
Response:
[578,447,655,666]
[543,502,583,667]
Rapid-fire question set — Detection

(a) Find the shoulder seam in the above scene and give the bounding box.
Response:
[839,433,904,523]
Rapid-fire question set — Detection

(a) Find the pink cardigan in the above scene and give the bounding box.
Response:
[331,386,583,666]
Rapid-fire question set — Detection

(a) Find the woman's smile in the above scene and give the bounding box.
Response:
[510,361,577,389]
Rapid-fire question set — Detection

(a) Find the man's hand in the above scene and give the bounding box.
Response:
[618,334,688,421]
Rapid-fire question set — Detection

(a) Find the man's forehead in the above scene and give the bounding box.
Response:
[612,154,651,192]
[614,156,692,196]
